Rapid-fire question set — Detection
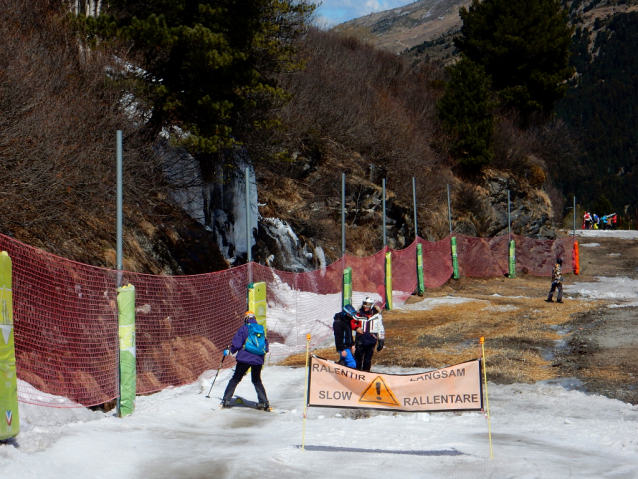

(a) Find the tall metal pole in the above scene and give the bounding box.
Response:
[341,173,346,257]
[116,130,123,287]
[412,177,418,240]
[245,167,252,264]
[508,190,511,240]
[382,178,387,247]
[447,184,452,234]
[573,195,576,241]
[115,130,123,418]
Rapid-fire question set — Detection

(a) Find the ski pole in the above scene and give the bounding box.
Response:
[205,349,228,398]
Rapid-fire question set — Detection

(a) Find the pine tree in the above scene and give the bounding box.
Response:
[76,0,315,156]
[437,56,497,171]
[455,0,574,119]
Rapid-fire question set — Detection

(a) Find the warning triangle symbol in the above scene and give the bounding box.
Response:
[0,325,12,345]
[358,375,400,407]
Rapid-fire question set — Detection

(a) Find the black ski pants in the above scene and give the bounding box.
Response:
[355,344,375,372]
[223,362,268,404]
[547,282,563,302]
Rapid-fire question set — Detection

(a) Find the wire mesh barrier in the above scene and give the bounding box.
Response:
[417,236,454,288]
[0,235,120,408]
[513,234,575,275]
[345,249,387,306]
[456,235,509,278]
[389,241,418,306]
[253,262,343,359]
[0,232,574,408]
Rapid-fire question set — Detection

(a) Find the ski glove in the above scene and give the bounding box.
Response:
[376,339,384,352]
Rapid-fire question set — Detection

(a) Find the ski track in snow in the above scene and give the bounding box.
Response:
[3,366,638,479]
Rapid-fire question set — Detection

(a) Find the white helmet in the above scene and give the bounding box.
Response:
[363,297,374,308]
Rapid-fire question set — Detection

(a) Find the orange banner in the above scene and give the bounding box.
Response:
[307,356,483,412]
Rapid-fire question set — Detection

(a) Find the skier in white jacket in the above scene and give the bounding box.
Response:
[353,297,385,371]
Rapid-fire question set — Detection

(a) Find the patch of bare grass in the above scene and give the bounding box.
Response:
[278,275,604,386]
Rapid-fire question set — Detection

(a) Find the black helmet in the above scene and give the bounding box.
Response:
[556,258,563,265]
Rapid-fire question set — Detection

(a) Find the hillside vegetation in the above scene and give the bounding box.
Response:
[254,26,574,260]
[339,0,638,222]
[0,0,228,274]
[556,6,638,218]
[0,0,578,272]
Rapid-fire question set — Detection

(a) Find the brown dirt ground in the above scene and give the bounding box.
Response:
[280,233,638,405]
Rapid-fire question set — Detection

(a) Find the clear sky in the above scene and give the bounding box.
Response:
[315,0,416,26]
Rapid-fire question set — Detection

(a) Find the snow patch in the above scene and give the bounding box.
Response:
[565,276,638,300]
[483,304,519,312]
[569,229,638,239]
[400,296,484,312]
[607,302,638,308]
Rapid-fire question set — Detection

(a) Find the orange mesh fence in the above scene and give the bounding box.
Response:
[456,234,509,278]
[389,241,418,305]
[418,236,454,288]
[345,249,387,307]
[1,231,575,408]
[0,234,120,408]
[130,266,248,397]
[253,262,343,358]
[513,234,575,275]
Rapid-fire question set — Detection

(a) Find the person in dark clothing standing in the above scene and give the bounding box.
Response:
[546,258,564,303]
[333,305,357,368]
[354,297,385,372]
[221,311,270,410]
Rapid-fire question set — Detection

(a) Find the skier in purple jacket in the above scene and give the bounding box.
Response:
[221,311,270,410]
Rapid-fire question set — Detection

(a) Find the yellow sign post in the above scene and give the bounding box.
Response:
[302,334,311,451]
[480,337,493,459]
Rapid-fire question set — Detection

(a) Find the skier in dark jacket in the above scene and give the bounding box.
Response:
[221,311,270,410]
[333,305,357,368]
[545,258,564,303]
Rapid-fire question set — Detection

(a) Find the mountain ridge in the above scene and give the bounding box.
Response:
[333,0,468,54]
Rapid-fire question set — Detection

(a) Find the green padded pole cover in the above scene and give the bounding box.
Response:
[416,243,425,296]
[451,237,459,279]
[117,283,136,417]
[0,252,18,440]
[343,267,352,308]
[385,252,393,311]
[508,240,516,279]
[248,282,267,333]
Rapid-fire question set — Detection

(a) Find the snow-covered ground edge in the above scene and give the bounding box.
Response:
[567,229,638,239]
[4,364,638,479]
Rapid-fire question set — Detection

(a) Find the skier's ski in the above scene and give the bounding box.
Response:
[218,396,273,412]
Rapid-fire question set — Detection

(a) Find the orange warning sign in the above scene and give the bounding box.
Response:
[359,376,399,406]
[307,356,483,412]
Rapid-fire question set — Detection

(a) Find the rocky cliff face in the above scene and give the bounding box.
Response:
[253,145,419,267]
[451,171,556,240]
[249,147,557,272]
